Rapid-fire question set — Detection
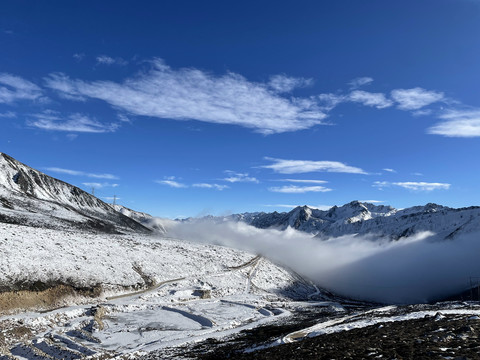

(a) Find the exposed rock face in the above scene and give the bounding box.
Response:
[0,153,151,233]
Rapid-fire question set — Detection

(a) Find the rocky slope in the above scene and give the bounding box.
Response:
[0,153,150,233]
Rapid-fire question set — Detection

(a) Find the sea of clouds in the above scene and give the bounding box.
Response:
[166,220,480,304]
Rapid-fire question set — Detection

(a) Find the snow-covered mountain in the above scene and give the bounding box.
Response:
[0,153,150,233]
[2,152,480,242]
[209,201,480,241]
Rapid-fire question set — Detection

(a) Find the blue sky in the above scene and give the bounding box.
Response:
[1,0,480,218]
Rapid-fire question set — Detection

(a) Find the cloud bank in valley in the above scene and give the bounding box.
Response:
[166,220,480,304]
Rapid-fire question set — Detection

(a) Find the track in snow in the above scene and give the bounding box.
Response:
[0,255,290,359]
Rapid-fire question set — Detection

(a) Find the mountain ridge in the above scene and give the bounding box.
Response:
[0,152,151,233]
[2,152,480,241]
[195,200,480,241]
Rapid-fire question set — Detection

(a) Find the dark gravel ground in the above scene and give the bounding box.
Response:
[147,303,480,360]
[206,314,480,360]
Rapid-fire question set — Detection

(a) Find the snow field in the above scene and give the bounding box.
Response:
[0,223,323,358]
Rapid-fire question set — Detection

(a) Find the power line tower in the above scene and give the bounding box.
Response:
[113,194,117,206]
[91,187,95,196]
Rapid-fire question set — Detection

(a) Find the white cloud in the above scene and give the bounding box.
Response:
[261,157,366,174]
[117,113,131,123]
[391,87,444,110]
[427,109,480,137]
[155,180,187,188]
[45,167,119,180]
[28,112,120,133]
[373,181,450,191]
[268,74,313,93]
[193,183,229,190]
[44,59,327,134]
[223,171,259,183]
[317,93,346,111]
[0,73,43,104]
[358,200,384,204]
[412,109,432,116]
[319,89,392,111]
[73,53,85,62]
[278,179,328,184]
[96,55,128,66]
[348,90,393,109]
[268,185,332,193]
[82,182,119,189]
[0,111,16,118]
[348,77,374,89]
[383,168,396,173]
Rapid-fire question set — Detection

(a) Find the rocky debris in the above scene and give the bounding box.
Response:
[157,303,480,360]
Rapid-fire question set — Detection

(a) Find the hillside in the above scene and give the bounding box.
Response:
[0,153,150,233]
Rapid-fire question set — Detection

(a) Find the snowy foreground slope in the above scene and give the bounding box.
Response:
[0,153,150,234]
[202,201,480,240]
[0,222,330,359]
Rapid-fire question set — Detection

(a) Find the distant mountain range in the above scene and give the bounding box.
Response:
[1,152,479,241]
[194,201,480,241]
[0,152,151,233]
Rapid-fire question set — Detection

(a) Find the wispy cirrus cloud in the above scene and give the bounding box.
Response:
[427,109,480,137]
[261,157,367,174]
[0,73,44,104]
[390,87,444,110]
[0,111,16,118]
[28,112,120,133]
[44,59,327,134]
[45,167,119,180]
[348,90,393,109]
[268,185,332,193]
[383,168,396,173]
[96,55,128,66]
[277,179,328,184]
[193,183,229,190]
[348,76,373,89]
[155,177,229,190]
[317,93,346,111]
[318,85,444,113]
[73,53,85,62]
[373,181,450,191]
[223,171,259,183]
[268,74,313,93]
[155,179,188,188]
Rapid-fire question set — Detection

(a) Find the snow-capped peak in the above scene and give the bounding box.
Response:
[208,200,480,241]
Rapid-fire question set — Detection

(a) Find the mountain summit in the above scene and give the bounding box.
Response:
[214,200,480,241]
[0,153,150,233]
